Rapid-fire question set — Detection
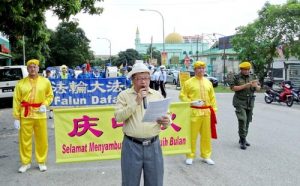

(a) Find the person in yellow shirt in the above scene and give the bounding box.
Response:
[115,60,171,186]
[179,61,218,165]
[13,59,54,173]
[59,64,70,79]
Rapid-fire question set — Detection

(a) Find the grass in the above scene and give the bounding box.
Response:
[214,85,233,93]
[213,85,266,93]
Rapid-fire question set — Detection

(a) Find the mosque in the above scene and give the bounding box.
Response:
[134,27,240,81]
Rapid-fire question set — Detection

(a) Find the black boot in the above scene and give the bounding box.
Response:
[239,139,250,146]
[245,139,250,146]
[239,138,247,150]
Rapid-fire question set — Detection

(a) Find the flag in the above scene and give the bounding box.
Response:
[86,61,91,72]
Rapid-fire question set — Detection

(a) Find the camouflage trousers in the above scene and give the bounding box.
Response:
[234,106,253,139]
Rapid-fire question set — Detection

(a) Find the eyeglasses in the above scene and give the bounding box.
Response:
[134,77,150,81]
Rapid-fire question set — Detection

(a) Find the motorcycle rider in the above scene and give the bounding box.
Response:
[229,61,261,150]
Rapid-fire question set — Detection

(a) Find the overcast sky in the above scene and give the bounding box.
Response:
[46,0,287,56]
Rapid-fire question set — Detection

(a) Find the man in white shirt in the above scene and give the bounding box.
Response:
[157,65,167,98]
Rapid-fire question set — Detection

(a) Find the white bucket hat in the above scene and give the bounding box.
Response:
[60,65,68,71]
[127,60,151,78]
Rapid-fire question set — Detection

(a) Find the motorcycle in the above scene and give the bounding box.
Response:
[292,87,300,103]
[282,80,300,103]
[264,80,294,107]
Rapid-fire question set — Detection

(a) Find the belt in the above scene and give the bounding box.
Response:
[21,101,42,117]
[191,105,218,139]
[125,135,158,146]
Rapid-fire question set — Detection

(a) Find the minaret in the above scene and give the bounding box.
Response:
[135,27,140,46]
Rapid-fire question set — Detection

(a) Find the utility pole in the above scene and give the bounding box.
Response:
[223,39,226,86]
[22,35,26,65]
[97,37,111,64]
[196,35,199,60]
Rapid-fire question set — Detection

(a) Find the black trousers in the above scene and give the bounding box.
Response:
[159,81,166,98]
[154,81,159,91]
[150,81,155,89]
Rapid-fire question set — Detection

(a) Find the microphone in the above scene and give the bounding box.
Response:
[142,90,147,109]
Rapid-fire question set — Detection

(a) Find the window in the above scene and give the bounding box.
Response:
[272,69,283,78]
[0,68,23,82]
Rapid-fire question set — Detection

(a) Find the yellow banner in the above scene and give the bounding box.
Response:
[161,52,167,66]
[179,72,191,88]
[54,102,191,163]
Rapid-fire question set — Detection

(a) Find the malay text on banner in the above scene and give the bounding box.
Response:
[54,102,191,163]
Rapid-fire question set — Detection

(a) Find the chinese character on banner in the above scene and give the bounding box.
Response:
[161,52,168,66]
[69,115,103,137]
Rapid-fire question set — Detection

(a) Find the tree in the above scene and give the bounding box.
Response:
[231,0,300,83]
[0,0,104,65]
[46,21,92,68]
[146,46,161,65]
[115,49,142,67]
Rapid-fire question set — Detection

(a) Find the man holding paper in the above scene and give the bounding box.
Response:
[114,60,171,186]
[179,61,218,165]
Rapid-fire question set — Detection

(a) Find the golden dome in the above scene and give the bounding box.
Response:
[165,32,184,44]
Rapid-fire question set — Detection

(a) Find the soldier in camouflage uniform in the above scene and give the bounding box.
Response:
[230,61,261,150]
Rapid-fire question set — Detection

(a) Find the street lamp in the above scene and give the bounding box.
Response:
[97,37,111,64]
[140,9,165,52]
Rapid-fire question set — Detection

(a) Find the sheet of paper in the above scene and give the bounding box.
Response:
[142,98,171,122]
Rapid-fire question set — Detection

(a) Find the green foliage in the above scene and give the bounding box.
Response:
[46,21,92,68]
[115,49,142,67]
[0,0,104,64]
[91,58,105,69]
[146,46,161,64]
[231,1,300,83]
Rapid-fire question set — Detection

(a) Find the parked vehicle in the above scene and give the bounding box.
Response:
[264,80,294,107]
[291,87,300,103]
[166,71,179,85]
[0,66,28,100]
[189,71,218,87]
[204,74,218,87]
[177,71,218,88]
[281,80,300,104]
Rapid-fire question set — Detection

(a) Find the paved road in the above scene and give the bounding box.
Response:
[1,86,300,186]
